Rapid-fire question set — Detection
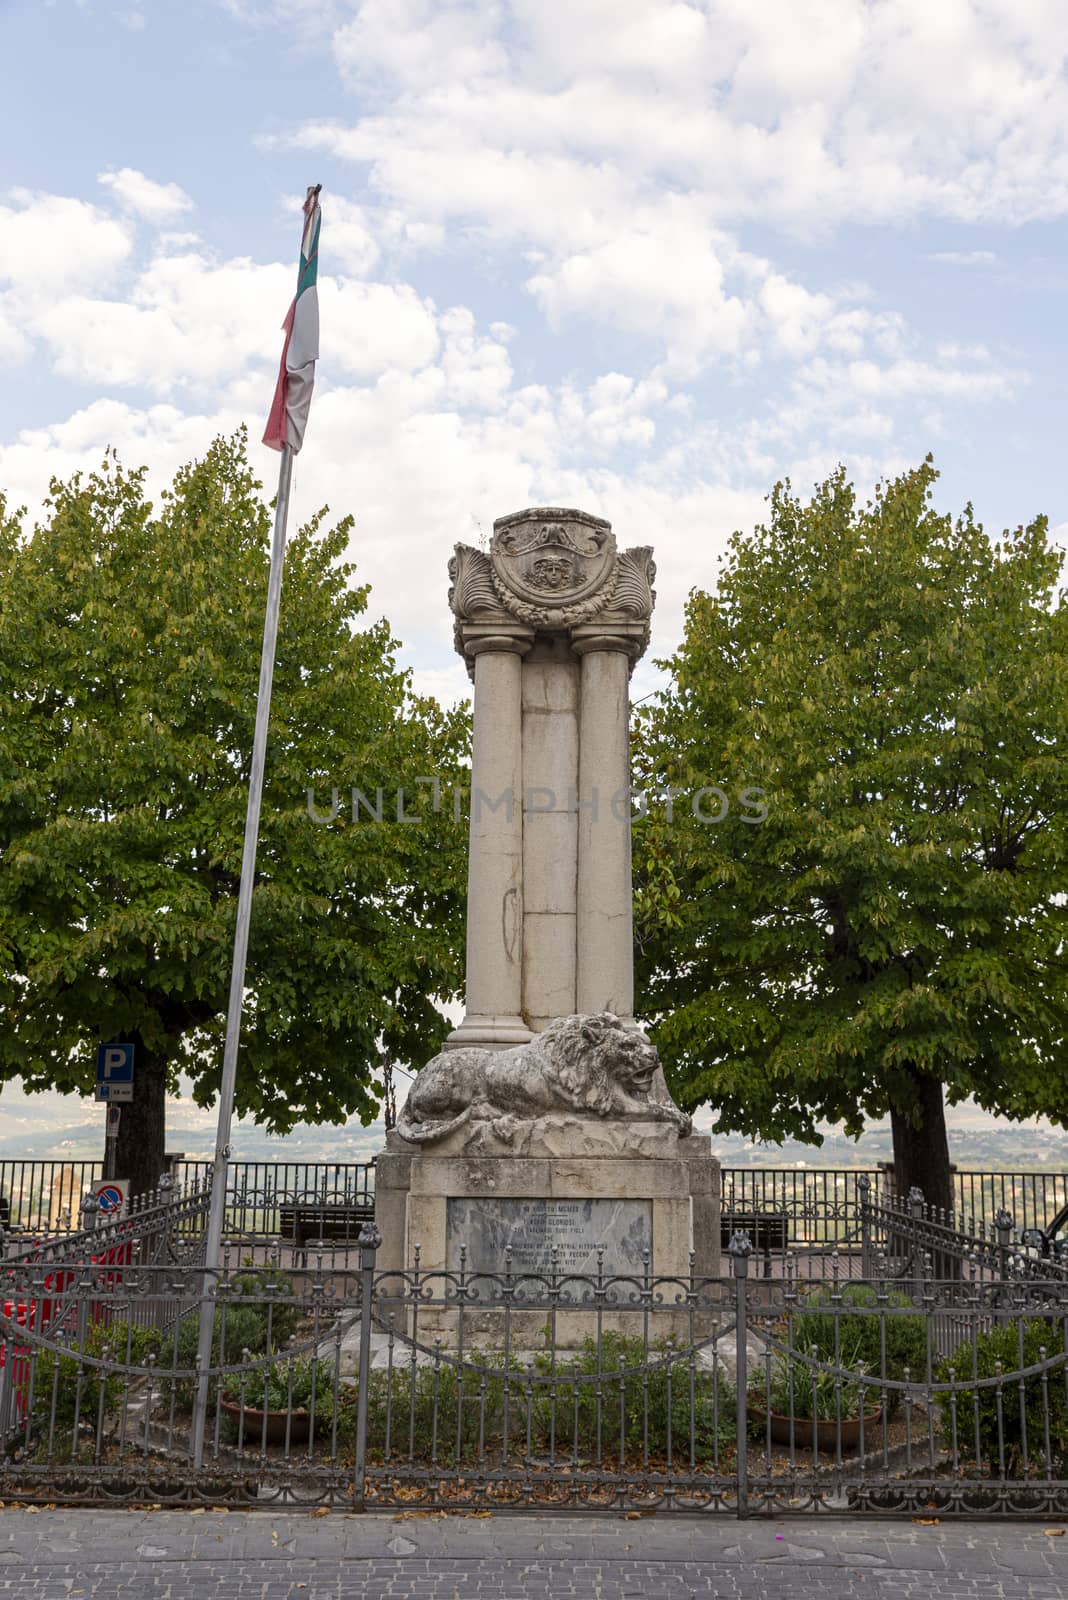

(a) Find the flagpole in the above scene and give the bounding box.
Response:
[190,442,294,1466]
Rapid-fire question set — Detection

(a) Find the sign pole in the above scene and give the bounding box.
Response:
[103,1107,119,1182]
[189,443,295,1466]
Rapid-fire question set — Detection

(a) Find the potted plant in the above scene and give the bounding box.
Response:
[789,1284,928,1418]
[219,1355,338,1447]
[748,1346,882,1453]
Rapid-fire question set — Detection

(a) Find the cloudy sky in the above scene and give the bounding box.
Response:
[4,0,1068,711]
[4,0,1068,1154]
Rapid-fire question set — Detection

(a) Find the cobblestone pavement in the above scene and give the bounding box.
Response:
[0,1509,1065,1598]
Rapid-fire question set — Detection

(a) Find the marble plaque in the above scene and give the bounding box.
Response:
[446,1196,652,1299]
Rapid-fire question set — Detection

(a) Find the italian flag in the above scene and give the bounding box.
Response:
[263,185,321,454]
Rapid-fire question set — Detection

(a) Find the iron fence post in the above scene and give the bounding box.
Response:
[994,1209,1013,1277]
[352,1219,381,1509]
[857,1174,873,1278]
[76,1194,100,1349]
[729,1230,753,1519]
[994,1208,1013,1324]
[908,1187,925,1297]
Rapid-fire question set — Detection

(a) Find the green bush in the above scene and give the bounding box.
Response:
[365,1351,518,1467]
[156,1267,304,1410]
[30,1318,163,1446]
[787,1284,930,1409]
[747,1347,871,1423]
[226,1267,301,1349]
[937,1318,1068,1477]
[531,1333,734,1464]
[220,1354,338,1414]
[159,1309,290,1411]
[356,1336,734,1470]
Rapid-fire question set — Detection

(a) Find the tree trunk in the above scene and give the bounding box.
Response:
[112,1033,167,1199]
[889,1068,954,1219]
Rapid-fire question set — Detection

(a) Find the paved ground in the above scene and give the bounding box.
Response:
[0,1508,1065,1598]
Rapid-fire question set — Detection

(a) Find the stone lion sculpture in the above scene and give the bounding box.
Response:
[396,1012,692,1145]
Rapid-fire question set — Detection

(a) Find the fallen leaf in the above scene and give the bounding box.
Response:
[913,1518,940,1527]
[1044,1529,1065,1538]
[309,1507,330,1518]
[624,1512,643,1521]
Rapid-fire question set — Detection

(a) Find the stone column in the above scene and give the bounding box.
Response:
[447,628,534,1050]
[521,643,579,1029]
[572,630,639,1025]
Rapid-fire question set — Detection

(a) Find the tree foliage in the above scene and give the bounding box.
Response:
[634,460,1068,1204]
[0,432,468,1191]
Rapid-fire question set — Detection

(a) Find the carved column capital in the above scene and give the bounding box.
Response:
[461,623,536,669]
[570,620,650,667]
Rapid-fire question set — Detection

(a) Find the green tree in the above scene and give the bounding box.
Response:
[0,432,468,1195]
[634,460,1068,1212]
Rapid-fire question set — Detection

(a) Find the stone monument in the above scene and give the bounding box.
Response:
[374,508,720,1338]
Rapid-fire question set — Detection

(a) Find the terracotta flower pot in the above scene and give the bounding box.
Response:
[747,1403,882,1454]
[219,1399,312,1446]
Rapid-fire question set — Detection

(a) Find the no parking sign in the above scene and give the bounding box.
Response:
[92,1179,129,1215]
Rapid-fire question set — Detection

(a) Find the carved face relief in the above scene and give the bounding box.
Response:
[530,551,578,591]
[490,509,617,621]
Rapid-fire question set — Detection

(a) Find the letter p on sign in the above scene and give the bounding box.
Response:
[95,1042,134,1086]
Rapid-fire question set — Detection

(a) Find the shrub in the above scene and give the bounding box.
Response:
[159,1306,287,1410]
[29,1318,163,1449]
[220,1354,336,1412]
[787,1284,930,1410]
[937,1318,1068,1477]
[531,1333,734,1464]
[747,1347,871,1423]
[227,1266,301,1349]
[365,1351,518,1467]
[157,1267,303,1410]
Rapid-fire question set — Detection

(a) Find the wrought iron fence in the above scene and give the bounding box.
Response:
[0,1160,102,1235]
[0,1159,376,1242]
[1,1160,1064,1242]
[2,1199,1067,1515]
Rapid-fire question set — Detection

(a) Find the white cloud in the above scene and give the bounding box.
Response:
[317,195,380,276]
[0,191,131,299]
[98,168,194,225]
[800,355,1023,405]
[0,299,32,366]
[313,1,1068,232]
[281,1,1068,388]
[0,348,751,685]
[928,250,998,267]
[326,278,441,377]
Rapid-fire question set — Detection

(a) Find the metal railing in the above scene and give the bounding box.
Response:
[721,1167,1068,1240]
[0,1158,1061,1241]
[0,1159,376,1238]
[3,1200,1068,1514]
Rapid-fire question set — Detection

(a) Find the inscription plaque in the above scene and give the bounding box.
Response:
[446,1196,652,1299]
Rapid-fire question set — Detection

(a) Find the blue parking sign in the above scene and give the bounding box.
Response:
[96,1042,134,1084]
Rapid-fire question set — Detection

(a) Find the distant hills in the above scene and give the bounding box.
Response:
[0,1085,1063,1173]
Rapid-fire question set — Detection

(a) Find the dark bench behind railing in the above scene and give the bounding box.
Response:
[278,1198,375,1257]
[720,1211,789,1277]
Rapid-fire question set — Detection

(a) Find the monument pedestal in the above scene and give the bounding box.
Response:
[374,1127,721,1346]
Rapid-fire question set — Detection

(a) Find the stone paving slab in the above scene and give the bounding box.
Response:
[0,1509,1065,1598]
